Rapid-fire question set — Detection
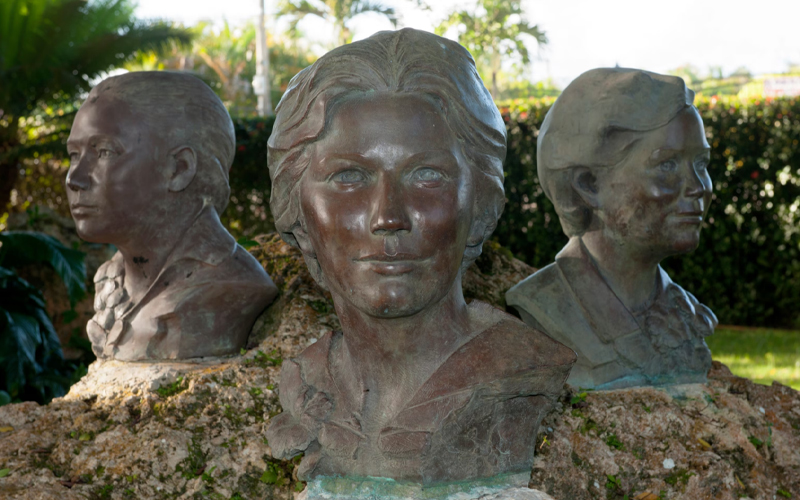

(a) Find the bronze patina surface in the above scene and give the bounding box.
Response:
[264,28,576,485]
[507,68,717,390]
[66,71,278,360]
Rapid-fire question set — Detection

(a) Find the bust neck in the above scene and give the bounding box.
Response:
[579,231,662,314]
[331,279,474,430]
[115,197,202,304]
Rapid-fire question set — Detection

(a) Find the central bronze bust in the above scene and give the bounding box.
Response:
[264,28,575,485]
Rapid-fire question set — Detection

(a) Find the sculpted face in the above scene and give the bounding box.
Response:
[66,96,169,244]
[300,94,473,318]
[594,106,712,259]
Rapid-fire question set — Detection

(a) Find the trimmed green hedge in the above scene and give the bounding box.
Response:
[9,97,800,328]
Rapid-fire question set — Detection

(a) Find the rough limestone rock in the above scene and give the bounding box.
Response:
[0,234,798,499]
[532,362,800,499]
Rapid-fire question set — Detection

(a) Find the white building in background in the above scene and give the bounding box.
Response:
[738,75,800,99]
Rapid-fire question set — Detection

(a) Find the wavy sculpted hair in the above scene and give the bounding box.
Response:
[89,71,236,214]
[268,28,507,287]
[537,67,696,237]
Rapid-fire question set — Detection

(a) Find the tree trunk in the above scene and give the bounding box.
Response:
[336,21,350,46]
[491,70,498,100]
[0,120,21,214]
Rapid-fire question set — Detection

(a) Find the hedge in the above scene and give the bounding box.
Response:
[8,96,800,328]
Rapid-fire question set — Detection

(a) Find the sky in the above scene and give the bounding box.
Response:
[134,0,800,88]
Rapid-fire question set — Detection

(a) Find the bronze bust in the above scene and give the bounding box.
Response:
[66,71,278,360]
[507,68,717,390]
[264,29,575,485]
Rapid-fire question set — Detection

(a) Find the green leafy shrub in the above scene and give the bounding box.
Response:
[222,116,277,239]
[0,231,86,404]
[493,98,564,269]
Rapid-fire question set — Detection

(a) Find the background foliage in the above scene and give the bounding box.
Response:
[435,0,546,99]
[125,22,316,118]
[223,117,277,238]
[0,231,87,404]
[7,96,800,329]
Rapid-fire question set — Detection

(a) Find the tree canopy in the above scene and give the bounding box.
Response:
[277,0,398,46]
[436,0,546,98]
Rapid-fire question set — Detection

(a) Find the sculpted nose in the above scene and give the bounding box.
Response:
[684,163,711,200]
[370,180,411,235]
[66,157,91,191]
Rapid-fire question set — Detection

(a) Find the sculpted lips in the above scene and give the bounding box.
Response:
[355,253,426,275]
[671,210,704,224]
[70,204,98,217]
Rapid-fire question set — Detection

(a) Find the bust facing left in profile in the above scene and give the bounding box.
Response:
[66,71,278,361]
[264,28,576,486]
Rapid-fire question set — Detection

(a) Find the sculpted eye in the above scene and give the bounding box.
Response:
[68,152,80,163]
[332,169,367,184]
[657,160,678,173]
[411,167,443,184]
[694,157,709,170]
[98,149,115,159]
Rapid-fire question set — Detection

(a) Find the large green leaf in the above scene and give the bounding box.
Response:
[0,231,86,306]
[0,267,69,402]
[0,309,38,397]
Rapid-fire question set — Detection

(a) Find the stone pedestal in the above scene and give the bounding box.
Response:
[65,358,235,402]
[297,474,555,500]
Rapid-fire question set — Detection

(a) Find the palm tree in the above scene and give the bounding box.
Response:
[192,21,257,114]
[436,0,547,99]
[126,22,316,117]
[0,0,192,212]
[277,0,398,46]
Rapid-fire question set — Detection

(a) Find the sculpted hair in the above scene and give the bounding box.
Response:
[537,67,695,237]
[268,28,507,284]
[89,71,235,213]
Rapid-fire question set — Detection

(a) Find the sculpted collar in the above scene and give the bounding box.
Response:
[554,237,644,343]
[555,237,716,347]
[93,203,237,352]
[268,301,574,481]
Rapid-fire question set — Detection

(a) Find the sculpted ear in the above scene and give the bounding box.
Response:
[291,225,315,256]
[167,146,198,192]
[570,166,601,210]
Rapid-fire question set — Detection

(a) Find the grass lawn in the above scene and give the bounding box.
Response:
[707,326,800,390]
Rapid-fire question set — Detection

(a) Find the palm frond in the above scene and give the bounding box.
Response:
[516,23,547,46]
[349,0,397,26]
[0,0,193,120]
[0,231,86,306]
[276,0,327,20]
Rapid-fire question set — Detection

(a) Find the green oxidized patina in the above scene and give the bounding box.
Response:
[305,472,529,500]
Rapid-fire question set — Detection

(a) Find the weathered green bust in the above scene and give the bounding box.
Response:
[507,68,716,390]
